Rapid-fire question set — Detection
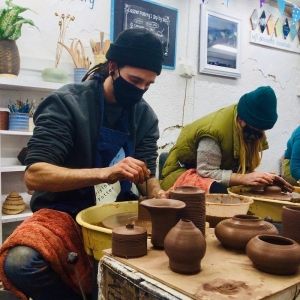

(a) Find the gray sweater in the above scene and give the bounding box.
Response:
[25,79,159,217]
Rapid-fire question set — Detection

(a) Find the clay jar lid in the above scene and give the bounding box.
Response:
[140,198,186,210]
[112,224,147,258]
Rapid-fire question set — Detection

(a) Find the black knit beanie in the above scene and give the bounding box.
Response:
[106,28,164,75]
[237,86,278,130]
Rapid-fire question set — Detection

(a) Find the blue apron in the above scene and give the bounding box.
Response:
[95,83,138,201]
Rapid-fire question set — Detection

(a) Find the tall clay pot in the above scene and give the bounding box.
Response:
[246,234,300,275]
[140,198,185,249]
[164,219,206,274]
[215,214,278,250]
[0,40,20,76]
[282,205,300,244]
[169,186,206,235]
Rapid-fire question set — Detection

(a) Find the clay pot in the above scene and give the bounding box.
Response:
[140,198,185,249]
[264,185,282,194]
[2,192,26,215]
[282,205,300,244]
[169,186,206,235]
[112,224,147,258]
[246,235,300,275]
[215,214,278,250]
[164,219,206,274]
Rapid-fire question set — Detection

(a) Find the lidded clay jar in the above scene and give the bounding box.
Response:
[112,224,147,258]
[282,205,300,244]
[164,219,206,274]
[2,192,26,215]
[215,214,278,250]
[246,234,300,275]
[169,186,206,235]
[140,198,185,249]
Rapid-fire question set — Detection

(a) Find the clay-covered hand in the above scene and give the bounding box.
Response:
[104,157,150,184]
[273,175,294,193]
[242,172,275,186]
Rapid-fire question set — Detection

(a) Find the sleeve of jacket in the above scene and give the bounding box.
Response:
[134,103,159,176]
[25,92,75,167]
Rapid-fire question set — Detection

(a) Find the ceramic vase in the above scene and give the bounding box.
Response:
[8,112,29,131]
[140,198,185,249]
[164,219,206,274]
[246,234,300,275]
[0,108,9,130]
[282,205,300,244]
[112,223,147,258]
[0,40,20,77]
[2,192,26,215]
[169,186,206,235]
[215,214,278,250]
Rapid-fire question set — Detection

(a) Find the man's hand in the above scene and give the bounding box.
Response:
[103,157,150,184]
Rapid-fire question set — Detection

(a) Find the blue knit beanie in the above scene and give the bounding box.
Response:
[237,86,278,130]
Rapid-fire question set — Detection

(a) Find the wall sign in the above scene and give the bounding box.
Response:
[249,3,300,54]
[111,0,178,69]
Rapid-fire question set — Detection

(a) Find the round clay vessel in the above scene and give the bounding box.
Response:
[164,219,206,274]
[2,192,26,215]
[246,234,300,275]
[169,186,206,235]
[264,185,282,194]
[215,214,278,250]
[112,223,147,258]
[282,205,300,244]
[140,198,185,249]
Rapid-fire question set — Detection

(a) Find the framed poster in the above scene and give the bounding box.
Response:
[111,0,178,69]
[199,5,241,78]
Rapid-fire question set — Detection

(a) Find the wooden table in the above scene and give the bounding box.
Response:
[99,230,300,300]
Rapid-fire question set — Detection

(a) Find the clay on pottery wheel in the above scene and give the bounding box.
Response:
[164,219,206,274]
[112,223,147,258]
[282,205,300,244]
[2,192,26,215]
[263,185,282,194]
[246,234,300,275]
[215,214,278,250]
[101,212,137,229]
[169,186,206,235]
[140,198,185,249]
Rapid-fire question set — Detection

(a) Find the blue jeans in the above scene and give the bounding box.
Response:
[4,246,87,300]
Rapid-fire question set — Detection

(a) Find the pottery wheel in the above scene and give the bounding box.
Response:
[101,212,152,234]
[241,190,293,201]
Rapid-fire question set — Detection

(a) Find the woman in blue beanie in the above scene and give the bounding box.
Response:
[282,126,300,185]
[161,86,293,194]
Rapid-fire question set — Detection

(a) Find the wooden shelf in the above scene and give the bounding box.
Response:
[0,130,32,136]
[2,208,32,223]
[0,165,26,172]
[0,77,65,92]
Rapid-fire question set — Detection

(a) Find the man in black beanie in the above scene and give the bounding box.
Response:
[1,28,166,300]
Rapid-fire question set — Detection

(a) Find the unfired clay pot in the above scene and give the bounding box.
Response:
[164,219,206,274]
[215,214,278,250]
[246,234,300,275]
[112,223,147,258]
[140,198,185,249]
[264,185,282,194]
[169,186,206,235]
[282,205,300,244]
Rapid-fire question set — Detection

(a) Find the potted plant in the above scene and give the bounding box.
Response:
[0,0,36,77]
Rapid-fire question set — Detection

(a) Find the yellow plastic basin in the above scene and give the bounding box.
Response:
[76,201,138,260]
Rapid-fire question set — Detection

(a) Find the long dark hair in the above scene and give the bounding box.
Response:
[82,62,109,82]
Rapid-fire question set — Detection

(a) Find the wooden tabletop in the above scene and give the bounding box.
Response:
[103,229,300,300]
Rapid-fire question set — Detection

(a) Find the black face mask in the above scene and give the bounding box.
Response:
[112,74,146,108]
[243,125,264,142]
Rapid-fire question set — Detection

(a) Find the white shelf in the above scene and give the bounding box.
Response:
[0,130,32,136]
[0,165,26,172]
[2,208,32,223]
[0,77,65,92]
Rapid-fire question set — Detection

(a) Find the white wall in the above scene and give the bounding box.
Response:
[2,0,300,173]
